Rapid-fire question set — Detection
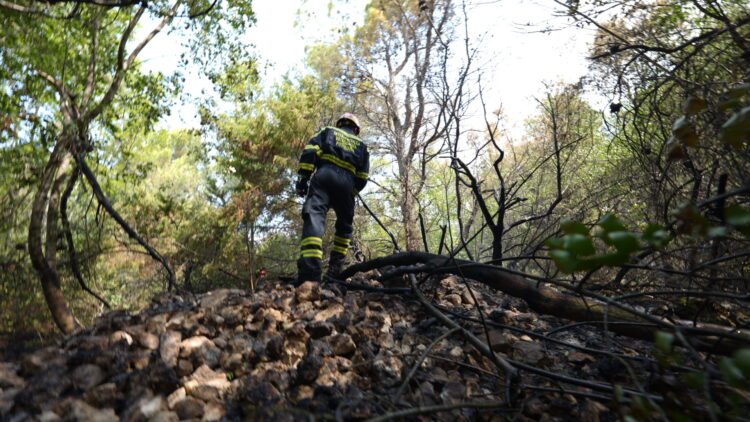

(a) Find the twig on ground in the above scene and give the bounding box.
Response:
[408,274,517,378]
[394,327,460,402]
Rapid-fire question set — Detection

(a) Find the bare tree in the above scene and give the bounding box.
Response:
[329,0,474,251]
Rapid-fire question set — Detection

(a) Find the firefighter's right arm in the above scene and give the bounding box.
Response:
[354,147,370,194]
[298,129,324,178]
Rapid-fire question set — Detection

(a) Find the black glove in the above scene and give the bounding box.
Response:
[295,177,309,197]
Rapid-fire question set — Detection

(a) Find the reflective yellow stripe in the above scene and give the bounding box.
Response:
[355,172,368,179]
[301,249,323,258]
[331,126,362,143]
[321,154,356,173]
[301,237,322,246]
[332,245,348,254]
[304,144,322,156]
[334,236,351,245]
[299,163,315,171]
[313,128,327,138]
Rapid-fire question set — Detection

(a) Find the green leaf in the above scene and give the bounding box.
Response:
[550,250,579,273]
[719,98,743,110]
[720,107,750,148]
[563,234,595,256]
[726,204,750,227]
[706,226,728,238]
[655,331,674,354]
[561,218,589,235]
[597,214,626,232]
[575,258,601,271]
[605,231,640,254]
[720,357,746,389]
[589,252,630,267]
[667,410,695,422]
[735,349,750,377]
[677,131,699,147]
[666,140,688,161]
[727,83,750,99]
[545,238,564,249]
[672,117,699,147]
[673,203,710,235]
[682,96,707,115]
[672,115,690,134]
[682,372,706,389]
[642,224,670,248]
[614,385,624,403]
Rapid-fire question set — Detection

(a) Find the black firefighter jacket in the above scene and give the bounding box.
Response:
[297,126,369,193]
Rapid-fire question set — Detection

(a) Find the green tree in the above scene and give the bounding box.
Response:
[206,74,344,287]
[0,0,255,333]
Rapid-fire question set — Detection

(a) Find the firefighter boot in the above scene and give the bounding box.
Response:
[326,254,346,280]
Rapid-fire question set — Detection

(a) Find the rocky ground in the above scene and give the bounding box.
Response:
[0,271,654,421]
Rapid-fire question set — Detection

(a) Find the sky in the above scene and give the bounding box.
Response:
[139,0,597,136]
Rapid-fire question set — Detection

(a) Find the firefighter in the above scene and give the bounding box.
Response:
[295,113,369,283]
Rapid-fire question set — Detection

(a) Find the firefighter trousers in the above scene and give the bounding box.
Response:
[297,165,355,282]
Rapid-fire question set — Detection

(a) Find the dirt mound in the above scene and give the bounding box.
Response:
[0,275,629,421]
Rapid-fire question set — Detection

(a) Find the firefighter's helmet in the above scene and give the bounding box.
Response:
[336,113,361,135]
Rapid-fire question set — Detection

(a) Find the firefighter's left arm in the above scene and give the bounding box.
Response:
[354,146,370,193]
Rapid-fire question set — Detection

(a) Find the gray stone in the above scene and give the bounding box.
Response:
[0,362,25,389]
[440,381,467,404]
[306,321,334,339]
[83,382,121,408]
[330,333,356,356]
[110,330,133,346]
[199,289,234,310]
[184,365,230,401]
[69,399,118,422]
[373,355,403,380]
[512,340,545,365]
[160,330,182,367]
[138,331,161,350]
[38,410,62,422]
[139,395,167,418]
[202,401,226,421]
[0,387,21,415]
[148,410,179,422]
[312,304,345,322]
[296,354,323,385]
[174,397,205,420]
[295,281,321,302]
[180,336,221,367]
[167,387,186,410]
[488,330,513,353]
[71,364,106,390]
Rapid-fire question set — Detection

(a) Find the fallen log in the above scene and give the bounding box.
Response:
[341,252,750,355]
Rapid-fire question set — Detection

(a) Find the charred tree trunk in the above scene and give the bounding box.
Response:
[342,252,750,354]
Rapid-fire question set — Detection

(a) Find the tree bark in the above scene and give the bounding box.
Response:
[28,139,79,334]
[341,252,750,354]
[401,188,421,251]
